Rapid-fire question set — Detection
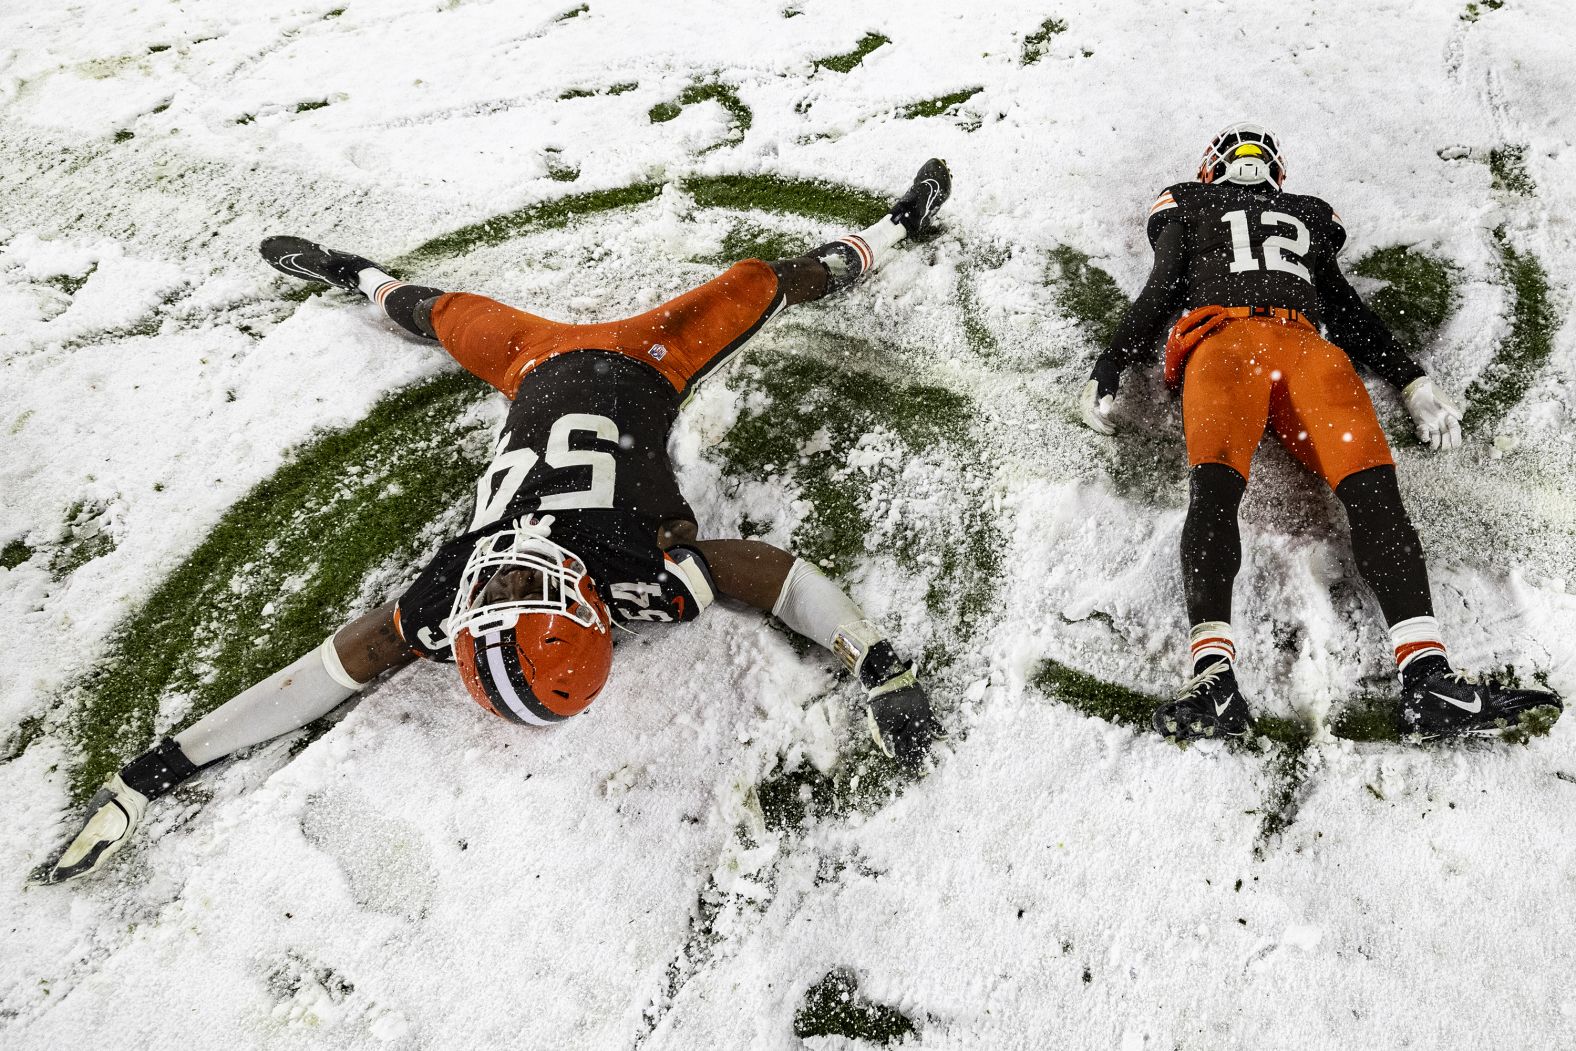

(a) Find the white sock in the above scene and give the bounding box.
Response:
[771,559,885,674]
[1189,621,1236,673]
[356,266,404,307]
[174,636,366,766]
[1389,615,1448,674]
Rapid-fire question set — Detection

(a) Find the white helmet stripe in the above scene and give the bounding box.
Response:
[481,630,558,727]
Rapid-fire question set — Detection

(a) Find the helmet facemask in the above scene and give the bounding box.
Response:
[446,518,608,640]
[1198,122,1287,188]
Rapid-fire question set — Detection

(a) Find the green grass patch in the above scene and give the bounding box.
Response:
[813,32,889,74]
[896,87,982,121]
[956,265,1001,358]
[1463,229,1556,432]
[324,7,346,18]
[1249,713,1313,856]
[43,264,96,297]
[1032,659,1156,726]
[113,130,135,143]
[555,2,588,20]
[1,713,48,765]
[1021,16,1068,64]
[648,82,752,153]
[63,371,493,800]
[794,970,918,1045]
[716,348,1001,628]
[543,148,579,183]
[1045,245,1130,350]
[1488,143,1534,196]
[1,539,34,569]
[294,99,330,113]
[561,81,638,100]
[50,501,116,578]
[397,183,662,269]
[1460,0,1505,22]
[682,173,886,227]
[1351,245,1459,357]
[148,44,171,54]
[690,219,806,269]
[755,745,908,834]
[1329,693,1400,742]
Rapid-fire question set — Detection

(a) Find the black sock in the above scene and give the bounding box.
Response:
[1335,465,1434,624]
[119,738,203,799]
[377,284,444,340]
[1181,463,1247,624]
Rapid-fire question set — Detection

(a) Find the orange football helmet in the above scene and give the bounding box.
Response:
[447,518,612,724]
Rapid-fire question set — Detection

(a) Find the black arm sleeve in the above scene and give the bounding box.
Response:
[1316,257,1426,391]
[1091,220,1188,397]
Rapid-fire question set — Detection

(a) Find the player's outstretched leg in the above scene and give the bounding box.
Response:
[1334,465,1565,739]
[774,158,952,304]
[1153,463,1254,741]
[261,235,444,340]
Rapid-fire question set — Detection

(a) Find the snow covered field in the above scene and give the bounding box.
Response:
[3,0,1575,1047]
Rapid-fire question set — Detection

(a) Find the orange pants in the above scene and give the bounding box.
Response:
[1182,315,1393,488]
[427,259,783,399]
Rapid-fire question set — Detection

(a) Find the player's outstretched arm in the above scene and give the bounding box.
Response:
[36,604,412,885]
[691,540,940,769]
[1081,220,1188,435]
[1317,259,1462,451]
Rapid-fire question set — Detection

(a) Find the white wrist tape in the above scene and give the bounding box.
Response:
[174,635,365,766]
[771,559,885,673]
[666,548,717,613]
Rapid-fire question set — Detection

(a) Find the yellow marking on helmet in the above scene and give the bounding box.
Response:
[1234,143,1264,157]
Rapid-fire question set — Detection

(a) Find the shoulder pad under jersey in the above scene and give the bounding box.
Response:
[1145,184,1188,246]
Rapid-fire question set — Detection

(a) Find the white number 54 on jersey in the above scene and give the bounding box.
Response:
[470,413,620,531]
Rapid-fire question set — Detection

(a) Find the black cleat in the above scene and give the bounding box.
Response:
[1399,667,1563,740]
[888,158,951,238]
[260,235,381,292]
[1153,661,1252,742]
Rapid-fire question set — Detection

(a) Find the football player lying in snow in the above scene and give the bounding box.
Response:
[39,160,953,886]
[1079,123,1562,743]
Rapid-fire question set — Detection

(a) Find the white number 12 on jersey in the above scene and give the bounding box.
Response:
[1222,209,1312,283]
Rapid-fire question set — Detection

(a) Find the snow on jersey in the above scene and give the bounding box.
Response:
[1148,181,1347,326]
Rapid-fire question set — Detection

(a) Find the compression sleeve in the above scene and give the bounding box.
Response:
[1316,257,1427,390]
[173,636,367,766]
[1091,219,1189,395]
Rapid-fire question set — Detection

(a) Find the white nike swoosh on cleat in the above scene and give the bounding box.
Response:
[1214,695,1235,717]
[274,253,316,278]
[1430,690,1483,714]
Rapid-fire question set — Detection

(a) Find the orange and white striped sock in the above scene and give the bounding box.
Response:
[1189,621,1236,674]
[356,267,404,309]
[1389,615,1448,674]
[814,216,907,294]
